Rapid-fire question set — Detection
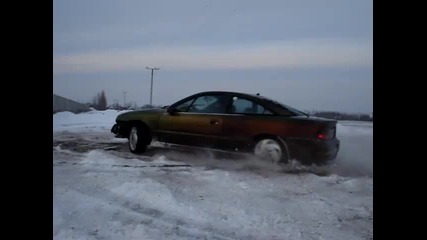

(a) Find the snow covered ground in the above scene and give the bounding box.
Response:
[53,110,373,240]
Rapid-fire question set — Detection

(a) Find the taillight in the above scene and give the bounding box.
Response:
[316,127,335,140]
[317,133,327,139]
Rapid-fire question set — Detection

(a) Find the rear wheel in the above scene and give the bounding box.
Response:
[128,125,147,153]
[254,138,288,164]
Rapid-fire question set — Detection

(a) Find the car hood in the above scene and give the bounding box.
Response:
[126,108,163,114]
[116,108,165,120]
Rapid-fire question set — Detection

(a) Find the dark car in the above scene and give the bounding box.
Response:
[111,91,340,165]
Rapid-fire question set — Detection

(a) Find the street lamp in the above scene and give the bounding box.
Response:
[146,67,160,106]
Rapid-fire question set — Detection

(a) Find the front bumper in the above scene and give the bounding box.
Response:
[111,123,126,138]
[111,124,119,134]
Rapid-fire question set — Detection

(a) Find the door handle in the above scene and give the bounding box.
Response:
[210,119,219,125]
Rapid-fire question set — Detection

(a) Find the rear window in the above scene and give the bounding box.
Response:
[231,97,273,115]
[257,96,308,117]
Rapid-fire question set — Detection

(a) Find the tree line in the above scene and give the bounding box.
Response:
[90,90,108,110]
[308,111,373,121]
[89,90,151,110]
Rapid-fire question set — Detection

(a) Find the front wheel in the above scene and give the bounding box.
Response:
[254,138,288,164]
[128,126,147,153]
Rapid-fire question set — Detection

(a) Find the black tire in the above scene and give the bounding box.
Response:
[253,137,289,164]
[128,125,148,153]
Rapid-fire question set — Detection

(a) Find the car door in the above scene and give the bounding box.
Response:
[157,93,231,148]
[219,95,275,151]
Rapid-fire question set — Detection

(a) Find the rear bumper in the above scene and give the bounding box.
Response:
[287,138,340,165]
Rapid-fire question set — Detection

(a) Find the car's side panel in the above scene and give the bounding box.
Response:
[220,115,332,150]
[156,112,224,148]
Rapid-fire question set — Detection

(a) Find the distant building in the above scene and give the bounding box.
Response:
[53,94,90,113]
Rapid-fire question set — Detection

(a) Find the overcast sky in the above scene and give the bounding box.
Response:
[53,0,372,113]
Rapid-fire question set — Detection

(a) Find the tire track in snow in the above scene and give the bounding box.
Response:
[66,185,256,240]
[53,161,192,169]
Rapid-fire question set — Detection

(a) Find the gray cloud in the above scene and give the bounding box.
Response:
[54,39,372,73]
[53,0,373,113]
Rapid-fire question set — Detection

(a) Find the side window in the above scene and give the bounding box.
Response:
[231,97,273,115]
[188,95,229,114]
[175,98,195,112]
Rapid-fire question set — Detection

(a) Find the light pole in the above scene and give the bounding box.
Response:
[122,91,128,108]
[146,67,160,106]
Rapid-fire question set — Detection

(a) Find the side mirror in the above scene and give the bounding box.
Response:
[167,107,178,115]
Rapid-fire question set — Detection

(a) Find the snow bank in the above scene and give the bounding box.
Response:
[53,109,128,133]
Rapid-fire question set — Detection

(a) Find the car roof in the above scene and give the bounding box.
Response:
[196,91,262,99]
[195,91,308,115]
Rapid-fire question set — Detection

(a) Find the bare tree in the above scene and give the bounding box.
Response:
[91,90,108,110]
[91,96,98,108]
[98,90,107,110]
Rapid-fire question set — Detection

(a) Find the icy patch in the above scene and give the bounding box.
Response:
[279,159,332,175]
[319,174,348,184]
[54,229,78,240]
[196,155,333,177]
[151,154,184,165]
[150,141,168,148]
[53,145,62,151]
[53,144,81,156]
[78,150,189,170]
[340,178,373,193]
[108,137,128,143]
[81,150,123,165]
[52,204,64,236]
[127,224,149,240]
